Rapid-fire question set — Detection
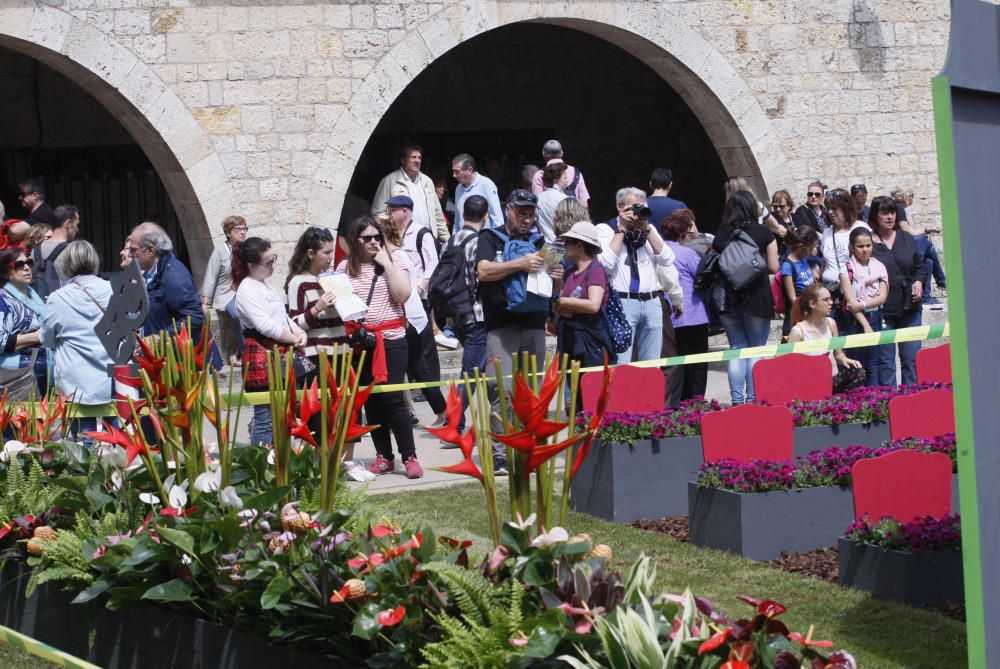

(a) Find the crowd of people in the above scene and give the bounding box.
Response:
[0,144,947,481]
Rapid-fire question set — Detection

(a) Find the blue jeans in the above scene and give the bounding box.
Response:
[617,296,663,364]
[846,309,883,386]
[249,404,273,446]
[879,309,922,387]
[454,321,487,432]
[719,312,771,404]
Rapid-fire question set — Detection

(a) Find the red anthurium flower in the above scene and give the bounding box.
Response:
[347,552,386,574]
[788,626,834,648]
[376,605,405,627]
[736,595,760,607]
[0,520,16,541]
[371,522,401,539]
[757,600,787,619]
[84,421,149,467]
[509,631,530,648]
[330,584,351,604]
[439,536,473,549]
[699,628,733,655]
[159,505,199,518]
[721,661,750,669]
[730,642,754,661]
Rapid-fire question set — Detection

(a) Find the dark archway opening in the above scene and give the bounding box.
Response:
[0,46,187,271]
[347,22,728,231]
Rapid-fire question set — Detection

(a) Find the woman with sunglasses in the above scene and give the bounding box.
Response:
[337,217,421,479]
[770,190,796,255]
[793,181,828,233]
[232,237,307,447]
[0,248,47,394]
[201,216,248,368]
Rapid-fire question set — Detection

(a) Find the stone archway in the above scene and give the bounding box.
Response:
[0,3,236,276]
[306,1,789,228]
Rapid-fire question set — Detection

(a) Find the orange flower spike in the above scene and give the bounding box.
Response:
[425,384,463,445]
[524,433,586,473]
[436,456,484,481]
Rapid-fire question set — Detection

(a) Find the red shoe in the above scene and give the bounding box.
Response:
[404,456,424,479]
[368,455,394,475]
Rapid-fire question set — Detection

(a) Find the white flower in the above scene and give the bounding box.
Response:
[168,485,188,509]
[219,486,243,510]
[139,492,161,505]
[97,444,127,469]
[181,554,193,565]
[530,526,569,548]
[237,509,258,527]
[110,469,123,492]
[267,449,276,465]
[507,512,537,531]
[193,469,222,493]
[0,440,26,463]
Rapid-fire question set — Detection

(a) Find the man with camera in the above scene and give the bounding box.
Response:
[476,189,564,476]
[597,187,677,364]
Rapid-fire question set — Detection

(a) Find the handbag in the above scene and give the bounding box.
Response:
[718,230,766,291]
[604,289,633,354]
[0,348,40,401]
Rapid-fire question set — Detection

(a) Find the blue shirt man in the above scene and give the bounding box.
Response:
[646,168,688,227]
[451,153,504,232]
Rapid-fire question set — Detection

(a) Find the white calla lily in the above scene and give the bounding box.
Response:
[530,526,569,548]
[139,492,161,505]
[219,486,243,510]
[194,469,222,493]
[168,485,188,509]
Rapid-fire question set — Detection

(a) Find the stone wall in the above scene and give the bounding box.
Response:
[0,0,951,281]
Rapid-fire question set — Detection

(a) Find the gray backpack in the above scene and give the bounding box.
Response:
[718,230,766,291]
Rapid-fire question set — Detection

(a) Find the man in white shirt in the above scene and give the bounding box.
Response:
[597,187,678,364]
[371,144,450,243]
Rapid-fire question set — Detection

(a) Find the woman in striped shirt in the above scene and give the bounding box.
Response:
[337,217,422,479]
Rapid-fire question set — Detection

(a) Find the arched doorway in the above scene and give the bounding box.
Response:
[0,5,236,280]
[347,22,729,229]
[307,8,788,232]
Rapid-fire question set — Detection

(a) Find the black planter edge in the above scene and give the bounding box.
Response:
[836,537,965,606]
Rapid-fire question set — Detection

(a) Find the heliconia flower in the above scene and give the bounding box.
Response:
[289,379,321,447]
[376,605,405,627]
[85,421,150,468]
[429,385,482,481]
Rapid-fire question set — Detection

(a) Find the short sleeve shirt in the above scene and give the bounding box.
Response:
[560,262,609,324]
[475,229,545,331]
[780,257,815,294]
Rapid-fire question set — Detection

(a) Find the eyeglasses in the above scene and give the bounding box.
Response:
[13,259,34,270]
[771,203,788,209]
[359,234,382,243]
[254,255,278,269]
[124,246,141,258]
[232,226,248,233]
[807,191,823,198]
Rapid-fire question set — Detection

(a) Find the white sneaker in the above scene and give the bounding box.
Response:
[435,333,459,349]
[344,460,376,482]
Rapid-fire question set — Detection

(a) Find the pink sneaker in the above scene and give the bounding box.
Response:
[367,455,395,475]
[404,456,424,479]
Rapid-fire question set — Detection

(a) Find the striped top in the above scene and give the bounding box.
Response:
[336,250,408,340]
[286,273,347,358]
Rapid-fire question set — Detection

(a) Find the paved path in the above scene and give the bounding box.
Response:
[222,301,948,494]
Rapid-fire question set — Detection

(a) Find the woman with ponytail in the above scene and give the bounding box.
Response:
[232,236,307,446]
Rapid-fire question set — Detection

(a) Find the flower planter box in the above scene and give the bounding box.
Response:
[0,560,360,669]
[792,422,891,456]
[687,482,854,561]
[570,437,703,522]
[837,537,964,605]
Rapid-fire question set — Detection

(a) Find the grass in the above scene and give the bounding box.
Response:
[370,480,968,669]
[0,638,57,669]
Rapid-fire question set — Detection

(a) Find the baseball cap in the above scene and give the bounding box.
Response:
[385,195,414,209]
[507,189,538,206]
[850,183,867,195]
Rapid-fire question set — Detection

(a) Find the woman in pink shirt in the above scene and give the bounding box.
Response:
[839,227,889,386]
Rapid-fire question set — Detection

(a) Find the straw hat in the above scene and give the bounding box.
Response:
[559,221,601,252]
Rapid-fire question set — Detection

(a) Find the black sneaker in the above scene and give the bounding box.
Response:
[410,413,419,426]
[412,391,427,402]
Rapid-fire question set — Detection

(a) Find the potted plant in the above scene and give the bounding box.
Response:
[838,514,963,605]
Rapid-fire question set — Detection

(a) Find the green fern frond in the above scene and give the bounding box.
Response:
[24,529,93,598]
[420,561,503,627]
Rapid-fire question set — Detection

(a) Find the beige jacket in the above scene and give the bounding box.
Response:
[371,168,450,242]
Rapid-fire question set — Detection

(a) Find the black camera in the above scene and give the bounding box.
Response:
[348,323,376,351]
[629,203,652,220]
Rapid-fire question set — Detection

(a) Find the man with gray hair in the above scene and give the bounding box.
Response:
[123,222,204,340]
[597,187,680,365]
[529,139,590,207]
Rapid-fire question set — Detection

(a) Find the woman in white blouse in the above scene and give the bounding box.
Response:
[232,237,306,446]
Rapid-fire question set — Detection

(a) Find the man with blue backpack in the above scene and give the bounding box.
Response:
[475,189,564,476]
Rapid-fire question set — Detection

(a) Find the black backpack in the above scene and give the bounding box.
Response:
[415,227,442,273]
[32,241,68,301]
[427,233,477,322]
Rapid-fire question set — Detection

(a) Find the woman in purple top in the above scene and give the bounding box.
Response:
[554,221,613,368]
[660,209,709,402]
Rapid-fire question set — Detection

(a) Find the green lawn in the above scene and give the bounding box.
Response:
[370,481,968,669]
[0,639,57,669]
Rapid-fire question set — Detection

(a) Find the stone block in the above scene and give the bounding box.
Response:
[375,5,404,29]
[133,34,166,63]
[297,79,326,104]
[274,59,306,78]
[343,30,389,58]
[186,153,233,204]
[271,151,291,176]
[192,106,240,134]
[234,135,256,152]
[63,24,138,88]
[0,7,35,41]
[184,7,219,34]
[274,105,314,133]
[198,62,228,81]
[259,79,298,105]
[177,81,209,107]
[241,105,273,133]
[207,35,234,62]
[167,32,209,64]
[351,5,374,29]
[275,6,322,31]
[114,9,147,36]
[291,151,319,177]
[260,178,288,201]
[219,152,248,179]
[222,80,260,106]
[233,31,290,61]
[218,7,249,32]
[117,65,168,117]
[246,153,270,178]
[323,5,351,29]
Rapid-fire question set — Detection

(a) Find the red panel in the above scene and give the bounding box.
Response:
[852,450,952,522]
[700,404,794,463]
[580,365,664,413]
[752,353,833,406]
[916,344,953,385]
[888,388,956,441]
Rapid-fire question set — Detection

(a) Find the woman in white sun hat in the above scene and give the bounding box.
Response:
[554,221,614,367]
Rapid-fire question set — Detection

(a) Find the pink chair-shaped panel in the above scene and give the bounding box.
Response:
[888,388,955,441]
[580,365,664,413]
[916,344,952,385]
[752,353,833,406]
[852,450,952,522]
[700,404,794,464]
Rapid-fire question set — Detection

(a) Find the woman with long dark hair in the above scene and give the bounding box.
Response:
[788,283,864,393]
[712,190,779,404]
[232,237,307,447]
[867,196,926,386]
[336,217,421,478]
[819,189,869,331]
[285,226,345,364]
[0,248,47,395]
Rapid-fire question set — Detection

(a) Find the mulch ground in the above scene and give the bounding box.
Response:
[628,516,965,622]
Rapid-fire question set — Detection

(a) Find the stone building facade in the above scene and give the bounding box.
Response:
[0,0,950,283]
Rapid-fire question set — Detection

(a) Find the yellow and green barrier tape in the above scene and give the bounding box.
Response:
[0,625,100,669]
[25,323,950,415]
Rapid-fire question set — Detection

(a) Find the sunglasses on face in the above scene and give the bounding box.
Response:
[771,203,788,209]
[359,234,382,243]
[13,259,34,270]
[807,191,823,197]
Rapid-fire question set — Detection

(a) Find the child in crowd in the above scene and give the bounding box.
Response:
[788,283,865,393]
[780,226,820,338]
[839,227,888,385]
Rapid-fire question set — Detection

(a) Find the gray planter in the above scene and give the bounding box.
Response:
[571,437,703,522]
[793,422,891,456]
[688,482,854,560]
[838,537,964,605]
